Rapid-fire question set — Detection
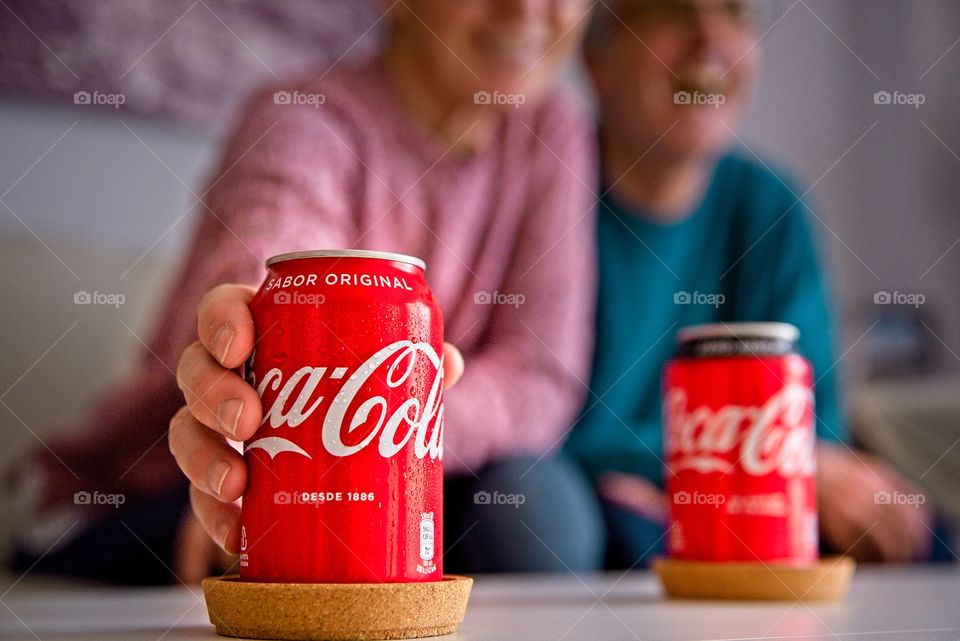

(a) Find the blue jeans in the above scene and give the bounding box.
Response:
[11,457,608,582]
[444,456,606,573]
[10,484,190,585]
[600,496,959,568]
[602,502,667,569]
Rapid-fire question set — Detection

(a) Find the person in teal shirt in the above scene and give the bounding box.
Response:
[570,0,939,565]
[567,152,845,485]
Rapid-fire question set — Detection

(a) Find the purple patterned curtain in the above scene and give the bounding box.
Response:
[0,0,383,128]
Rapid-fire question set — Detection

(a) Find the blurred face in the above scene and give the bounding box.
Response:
[591,0,759,161]
[389,0,591,108]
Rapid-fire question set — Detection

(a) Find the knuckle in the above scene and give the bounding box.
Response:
[198,285,225,318]
[176,341,205,389]
[168,407,192,458]
[168,406,188,434]
[189,484,204,518]
[198,284,237,330]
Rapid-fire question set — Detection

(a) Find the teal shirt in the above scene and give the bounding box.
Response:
[566,151,846,485]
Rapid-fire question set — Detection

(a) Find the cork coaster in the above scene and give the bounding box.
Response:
[653,557,855,601]
[202,575,472,640]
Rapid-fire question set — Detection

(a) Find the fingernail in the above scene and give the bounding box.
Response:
[213,326,235,365]
[208,461,230,497]
[217,398,244,438]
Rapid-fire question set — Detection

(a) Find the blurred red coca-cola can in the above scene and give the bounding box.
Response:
[664,322,818,565]
[240,250,445,583]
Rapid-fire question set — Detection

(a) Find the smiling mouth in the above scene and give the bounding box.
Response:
[476,32,548,68]
[674,62,731,100]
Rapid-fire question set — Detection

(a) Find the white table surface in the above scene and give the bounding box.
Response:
[2,567,959,641]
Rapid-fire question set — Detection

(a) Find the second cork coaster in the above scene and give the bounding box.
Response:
[653,556,855,601]
[202,575,472,640]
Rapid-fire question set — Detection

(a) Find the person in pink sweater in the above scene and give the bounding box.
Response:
[11,1,603,583]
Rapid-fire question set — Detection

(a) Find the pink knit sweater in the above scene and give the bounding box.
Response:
[38,56,597,507]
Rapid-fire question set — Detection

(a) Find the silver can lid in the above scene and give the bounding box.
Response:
[677,322,800,345]
[266,249,426,270]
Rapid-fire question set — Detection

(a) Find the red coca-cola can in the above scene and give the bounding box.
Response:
[663,322,818,565]
[240,250,445,583]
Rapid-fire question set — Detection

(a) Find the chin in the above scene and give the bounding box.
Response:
[480,65,545,93]
[676,107,739,141]
[663,126,733,163]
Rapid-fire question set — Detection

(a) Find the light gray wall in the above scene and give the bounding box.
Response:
[0,98,217,433]
[740,0,960,379]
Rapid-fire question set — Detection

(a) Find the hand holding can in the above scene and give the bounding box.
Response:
[169,259,464,583]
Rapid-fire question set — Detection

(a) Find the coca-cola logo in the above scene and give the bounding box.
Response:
[244,341,444,461]
[665,384,815,477]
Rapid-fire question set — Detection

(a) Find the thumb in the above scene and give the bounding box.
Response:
[442,343,464,390]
